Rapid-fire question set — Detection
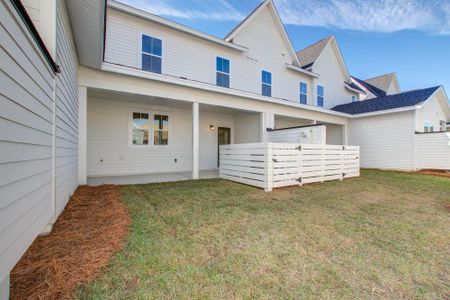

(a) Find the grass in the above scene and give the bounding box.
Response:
[75,170,450,299]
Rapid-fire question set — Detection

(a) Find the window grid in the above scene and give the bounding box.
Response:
[216,57,230,88]
[262,70,272,97]
[317,85,324,107]
[142,34,162,74]
[300,82,307,104]
[131,111,169,146]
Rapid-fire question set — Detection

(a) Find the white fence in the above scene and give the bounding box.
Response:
[219,143,360,191]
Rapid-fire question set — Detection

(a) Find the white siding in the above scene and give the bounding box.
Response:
[313,43,357,109]
[275,118,312,129]
[348,111,416,170]
[234,112,261,143]
[55,0,78,217]
[87,98,236,176]
[267,125,326,144]
[104,7,354,108]
[22,0,40,29]
[415,92,450,132]
[415,132,450,170]
[0,0,55,285]
[326,124,343,145]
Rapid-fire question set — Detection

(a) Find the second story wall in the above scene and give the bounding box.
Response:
[105,8,317,107]
[313,44,357,109]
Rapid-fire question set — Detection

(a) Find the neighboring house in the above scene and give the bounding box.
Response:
[0,0,449,298]
[350,73,401,100]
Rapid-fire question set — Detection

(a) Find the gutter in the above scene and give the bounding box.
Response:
[10,0,60,73]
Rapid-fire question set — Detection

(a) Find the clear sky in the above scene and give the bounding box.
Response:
[118,0,450,93]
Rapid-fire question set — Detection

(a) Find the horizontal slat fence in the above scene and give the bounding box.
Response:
[220,143,359,191]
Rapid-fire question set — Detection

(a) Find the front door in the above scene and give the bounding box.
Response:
[218,127,231,167]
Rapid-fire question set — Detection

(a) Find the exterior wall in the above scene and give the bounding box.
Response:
[234,112,261,143]
[267,125,326,144]
[0,0,55,288]
[275,118,312,129]
[415,93,449,132]
[326,124,343,145]
[348,111,416,170]
[79,66,349,126]
[87,97,237,176]
[415,132,450,170]
[55,0,79,217]
[22,0,40,28]
[313,44,357,109]
[104,7,352,109]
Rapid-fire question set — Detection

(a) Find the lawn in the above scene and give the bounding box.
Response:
[75,170,450,299]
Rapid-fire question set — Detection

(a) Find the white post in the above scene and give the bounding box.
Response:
[78,86,87,185]
[192,102,199,179]
[264,143,273,192]
[260,112,274,142]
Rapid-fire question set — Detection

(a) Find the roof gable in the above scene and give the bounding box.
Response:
[296,37,331,70]
[351,76,387,97]
[331,86,440,115]
[225,0,301,66]
[365,73,400,94]
[298,36,350,82]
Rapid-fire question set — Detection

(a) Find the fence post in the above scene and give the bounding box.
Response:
[340,145,345,180]
[297,144,303,186]
[264,142,273,192]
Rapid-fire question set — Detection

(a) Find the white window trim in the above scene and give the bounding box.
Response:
[317,85,324,107]
[261,69,272,96]
[128,108,171,148]
[139,32,164,74]
[216,56,231,87]
[300,81,307,104]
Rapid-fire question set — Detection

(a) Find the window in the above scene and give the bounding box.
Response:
[132,112,150,145]
[300,82,307,104]
[142,34,162,73]
[262,70,272,97]
[352,95,357,102]
[440,120,446,132]
[154,114,169,145]
[216,57,230,87]
[131,111,169,146]
[424,121,434,132]
[317,85,324,107]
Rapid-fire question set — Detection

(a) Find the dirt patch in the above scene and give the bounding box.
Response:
[10,185,131,300]
[417,169,450,179]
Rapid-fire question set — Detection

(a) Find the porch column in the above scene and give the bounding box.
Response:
[260,112,274,142]
[192,102,199,179]
[78,86,87,184]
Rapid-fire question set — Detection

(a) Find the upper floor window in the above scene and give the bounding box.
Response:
[352,95,357,102]
[216,57,230,88]
[262,70,272,97]
[300,82,307,104]
[424,121,434,132]
[142,35,162,74]
[317,85,324,107]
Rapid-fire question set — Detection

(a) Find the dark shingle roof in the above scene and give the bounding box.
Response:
[351,76,386,97]
[331,86,440,115]
[347,82,366,94]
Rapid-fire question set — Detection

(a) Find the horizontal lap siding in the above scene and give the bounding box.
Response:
[415,133,450,170]
[234,112,261,144]
[55,0,79,217]
[87,98,235,176]
[0,1,55,284]
[348,111,415,170]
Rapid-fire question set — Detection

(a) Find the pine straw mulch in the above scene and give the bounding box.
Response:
[10,185,131,300]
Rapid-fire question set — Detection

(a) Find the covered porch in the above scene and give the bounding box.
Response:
[77,67,350,186]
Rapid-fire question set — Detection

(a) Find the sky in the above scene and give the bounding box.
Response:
[118,0,450,93]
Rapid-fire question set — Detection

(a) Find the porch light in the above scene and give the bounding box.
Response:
[209,125,215,132]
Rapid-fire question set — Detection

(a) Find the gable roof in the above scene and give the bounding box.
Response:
[331,86,440,115]
[296,36,332,70]
[351,76,387,97]
[365,72,399,93]
[224,0,301,67]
